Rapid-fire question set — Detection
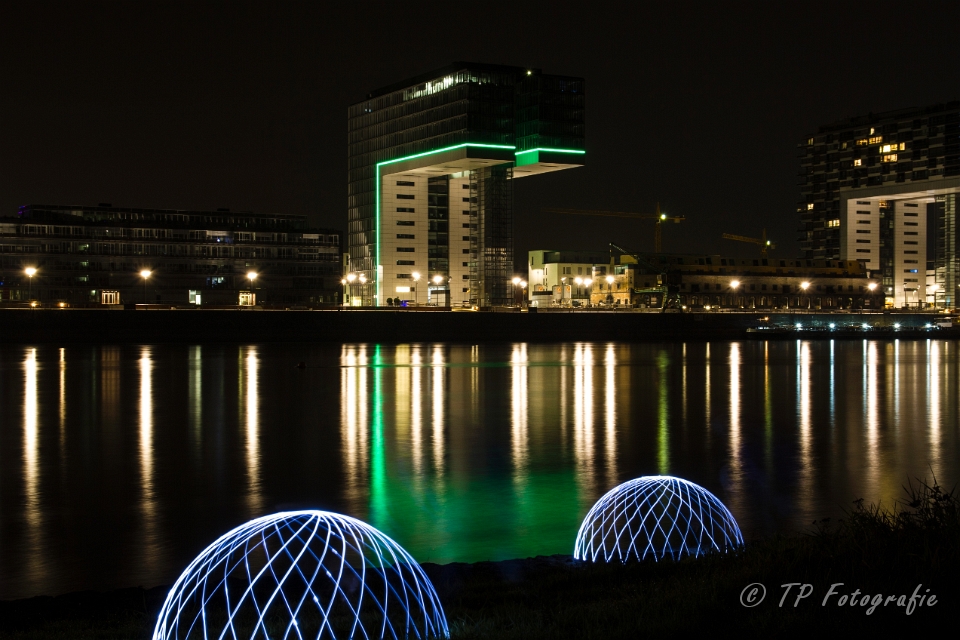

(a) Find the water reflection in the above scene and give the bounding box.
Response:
[573,343,595,497]
[3,340,960,600]
[604,344,617,488]
[864,341,880,499]
[22,348,42,589]
[139,348,159,572]
[431,345,445,477]
[511,344,529,481]
[244,347,262,514]
[797,340,813,513]
[189,346,202,461]
[727,343,742,511]
[928,340,941,477]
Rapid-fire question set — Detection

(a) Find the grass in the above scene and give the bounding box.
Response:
[2,480,956,639]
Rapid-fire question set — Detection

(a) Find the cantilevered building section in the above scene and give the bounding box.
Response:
[798,101,960,308]
[348,62,585,307]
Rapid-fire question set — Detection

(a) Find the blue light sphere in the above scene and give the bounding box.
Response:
[153,511,448,639]
[574,476,743,562]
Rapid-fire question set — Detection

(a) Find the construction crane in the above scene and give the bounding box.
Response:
[541,202,685,253]
[609,242,682,312]
[721,229,776,256]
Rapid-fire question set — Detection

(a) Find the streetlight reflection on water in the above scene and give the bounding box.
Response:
[2,340,958,600]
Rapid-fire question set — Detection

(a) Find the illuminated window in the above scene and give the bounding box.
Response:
[869,136,883,144]
[870,128,875,135]
[853,159,862,166]
[807,138,814,145]
[882,154,898,163]
[827,219,840,228]
[806,203,814,210]
[899,142,906,150]
[856,139,869,146]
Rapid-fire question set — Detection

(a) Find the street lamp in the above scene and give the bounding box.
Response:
[346,273,357,307]
[25,267,37,302]
[412,271,421,306]
[247,271,257,283]
[520,280,527,308]
[512,276,521,307]
[432,274,444,307]
[574,277,583,304]
[140,270,152,305]
[583,278,593,306]
[340,278,346,307]
[358,274,367,306]
[800,281,810,310]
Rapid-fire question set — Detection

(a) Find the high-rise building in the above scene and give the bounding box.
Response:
[798,101,960,308]
[347,62,586,307]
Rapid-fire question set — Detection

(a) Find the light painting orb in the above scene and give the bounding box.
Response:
[574,476,743,562]
[153,511,448,639]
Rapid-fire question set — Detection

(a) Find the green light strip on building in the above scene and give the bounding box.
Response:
[514,147,586,157]
[374,143,515,304]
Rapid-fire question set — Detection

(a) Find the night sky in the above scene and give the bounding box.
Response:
[3,1,959,269]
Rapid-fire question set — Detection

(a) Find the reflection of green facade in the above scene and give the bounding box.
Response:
[348,63,586,306]
[356,344,586,563]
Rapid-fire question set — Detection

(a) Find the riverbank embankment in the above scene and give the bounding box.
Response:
[1,308,955,344]
[2,482,957,638]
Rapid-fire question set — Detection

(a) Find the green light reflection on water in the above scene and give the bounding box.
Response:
[358,344,585,563]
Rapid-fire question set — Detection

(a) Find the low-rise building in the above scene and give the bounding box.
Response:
[529,249,886,310]
[0,204,342,307]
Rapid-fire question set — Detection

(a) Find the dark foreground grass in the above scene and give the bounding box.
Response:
[2,480,957,639]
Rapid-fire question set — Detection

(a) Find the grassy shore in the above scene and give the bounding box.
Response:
[2,480,956,639]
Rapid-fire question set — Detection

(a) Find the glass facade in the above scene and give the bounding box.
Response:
[348,62,585,306]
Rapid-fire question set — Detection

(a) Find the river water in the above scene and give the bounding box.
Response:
[0,340,957,600]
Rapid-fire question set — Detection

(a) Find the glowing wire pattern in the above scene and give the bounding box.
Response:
[154,511,448,639]
[574,476,743,562]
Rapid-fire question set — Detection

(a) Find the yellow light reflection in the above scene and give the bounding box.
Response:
[727,343,741,499]
[511,344,529,480]
[798,340,813,513]
[23,348,43,587]
[341,345,369,509]
[928,340,941,477]
[431,345,445,477]
[244,347,262,514]
[657,350,670,474]
[604,343,618,487]
[573,343,595,497]
[139,347,159,569]
[411,345,424,476]
[863,341,880,499]
[59,348,66,452]
[764,341,772,471]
